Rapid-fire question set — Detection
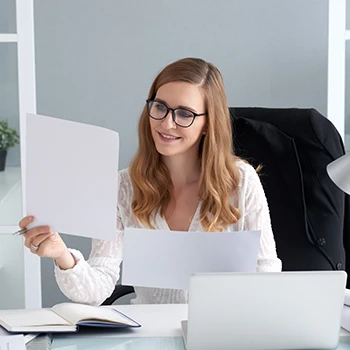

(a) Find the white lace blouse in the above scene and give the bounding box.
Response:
[55,161,282,306]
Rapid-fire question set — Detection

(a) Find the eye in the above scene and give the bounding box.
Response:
[155,103,167,112]
[177,109,193,118]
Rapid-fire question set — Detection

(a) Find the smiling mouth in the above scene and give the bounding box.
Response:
[158,132,181,140]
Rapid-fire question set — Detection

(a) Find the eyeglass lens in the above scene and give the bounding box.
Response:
[148,100,195,127]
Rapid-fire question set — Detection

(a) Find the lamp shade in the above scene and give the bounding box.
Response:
[326,153,350,195]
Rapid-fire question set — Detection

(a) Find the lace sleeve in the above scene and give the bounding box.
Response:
[54,212,124,306]
[242,166,282,272]
[54,171,129,306]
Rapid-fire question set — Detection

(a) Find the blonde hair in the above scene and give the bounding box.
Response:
[129,57,241,231]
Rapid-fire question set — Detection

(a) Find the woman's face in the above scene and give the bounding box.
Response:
[149,81,207,159]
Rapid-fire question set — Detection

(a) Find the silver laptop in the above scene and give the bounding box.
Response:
[181,271,346,350]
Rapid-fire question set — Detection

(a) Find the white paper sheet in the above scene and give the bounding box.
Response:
[344,288,350,306]
[0,334,25,350]
[0,328,9,336]
[122,228,261,290]
[342,305,350,332]
[25,113,119,240]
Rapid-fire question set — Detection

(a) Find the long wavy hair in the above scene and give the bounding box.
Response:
[129,57,241,231]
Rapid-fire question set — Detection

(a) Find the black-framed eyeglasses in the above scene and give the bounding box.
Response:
[146,99,206,128]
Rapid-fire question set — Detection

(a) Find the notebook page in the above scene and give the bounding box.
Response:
[52,303,138,326]
[0,308,70,327]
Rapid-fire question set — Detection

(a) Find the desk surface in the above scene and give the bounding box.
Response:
[50,304,350,350]
[52,304,186,349]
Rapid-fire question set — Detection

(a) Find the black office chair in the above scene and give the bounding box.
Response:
[102,107,350,305]
[101,284,135,306]
[231,107,349,280]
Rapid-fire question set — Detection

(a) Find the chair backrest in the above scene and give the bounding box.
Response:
[230,107,350,284]
[101,285,135,305]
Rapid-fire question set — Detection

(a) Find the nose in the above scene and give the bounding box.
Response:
[161,110,176,129]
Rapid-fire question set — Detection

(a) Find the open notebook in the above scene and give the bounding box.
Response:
[0,302,140,333]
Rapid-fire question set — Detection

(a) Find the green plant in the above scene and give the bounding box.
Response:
[0,119,20,150]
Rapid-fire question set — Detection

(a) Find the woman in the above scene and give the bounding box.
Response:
[19,58,282,305]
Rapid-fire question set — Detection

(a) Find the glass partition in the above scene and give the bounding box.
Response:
[0,234,25,309]
[0,43,22,226]
[0,0,17,33]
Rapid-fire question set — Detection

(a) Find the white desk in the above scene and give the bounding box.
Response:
[50,304,350,350]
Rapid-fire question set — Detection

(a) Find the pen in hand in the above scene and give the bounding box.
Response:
[13,228,28,236]
[14,215,35,236]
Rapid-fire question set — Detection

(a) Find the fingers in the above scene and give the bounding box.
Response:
[18,215,34,230]
[23,225,52,249]
[29,232,55,253]
[27,231,67,260]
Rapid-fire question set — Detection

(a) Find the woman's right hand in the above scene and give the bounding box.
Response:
[19,216,76,270]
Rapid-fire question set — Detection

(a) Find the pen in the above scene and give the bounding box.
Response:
[13,228,28,236]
